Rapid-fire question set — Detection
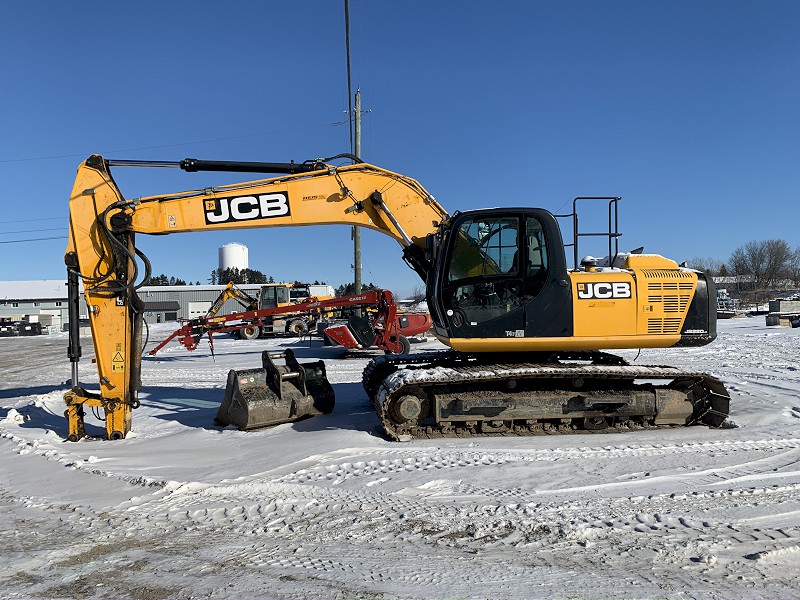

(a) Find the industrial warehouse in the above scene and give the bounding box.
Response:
[0,279,278,330]
[0,241,333,332]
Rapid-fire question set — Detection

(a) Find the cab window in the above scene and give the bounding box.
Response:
[447,217,519,281]
[259,286,277,309]
[277,286,290,304]
[525,216,550,295]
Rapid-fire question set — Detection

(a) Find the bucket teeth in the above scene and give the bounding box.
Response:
[215,349,334,430]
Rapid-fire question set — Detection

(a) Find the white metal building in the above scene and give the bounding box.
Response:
[135,284,264,325]
[1,280,335,331]
[0,280,72,328]
[0,280,265,330]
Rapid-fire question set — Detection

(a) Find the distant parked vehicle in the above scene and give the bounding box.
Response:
[17,322,43,336]
[0,320,18,337]
[0,320,44,337]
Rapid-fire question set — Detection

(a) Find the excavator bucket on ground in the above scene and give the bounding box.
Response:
[214,349,334,430]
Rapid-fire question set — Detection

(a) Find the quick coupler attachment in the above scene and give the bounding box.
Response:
[214,349,335,430]
[63,387,134,441]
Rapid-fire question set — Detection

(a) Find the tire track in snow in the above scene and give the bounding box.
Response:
[19,431,796,494]
[11,448,800,597]
[174,477,799,596]
[34,438,798,556]
[215,539,596,597]
[97,466,800,559]
[266,438,800,487]
[22,477,800,599]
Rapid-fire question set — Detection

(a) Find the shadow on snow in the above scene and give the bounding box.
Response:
[2,381,383,440]
[146,381,381,436]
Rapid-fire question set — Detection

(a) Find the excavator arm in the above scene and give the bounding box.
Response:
[207,282,260,317]
[70,155,445,274]
[64,155,448,440]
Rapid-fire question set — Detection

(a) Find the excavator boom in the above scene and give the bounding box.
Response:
[64,155,446,440]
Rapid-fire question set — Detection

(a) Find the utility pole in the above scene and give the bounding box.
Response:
[344,0,361,301]
[353,89,362,298]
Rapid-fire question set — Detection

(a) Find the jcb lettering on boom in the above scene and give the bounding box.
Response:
[577,282,632,299]
[204,192,290,224]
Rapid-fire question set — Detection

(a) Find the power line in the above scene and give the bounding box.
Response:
[0,119,349,165]
[0,217,64,224]
[0,236,67,244]
[0,227,63,235]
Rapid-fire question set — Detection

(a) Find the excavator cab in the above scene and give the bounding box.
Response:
[430,208,572,342]
[258,284,292,310]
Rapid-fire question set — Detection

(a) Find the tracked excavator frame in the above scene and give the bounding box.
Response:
[364,351,730,440]
[64,153,730,441]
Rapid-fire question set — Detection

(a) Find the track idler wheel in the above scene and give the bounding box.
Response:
[393,394,422,423]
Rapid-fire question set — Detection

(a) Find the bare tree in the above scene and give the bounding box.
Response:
[762,239,793,287]
[729,241,766,288]
[687,257,723,276]
[786,245,800,287]
[728,239,794,290]
[410,284,426,301]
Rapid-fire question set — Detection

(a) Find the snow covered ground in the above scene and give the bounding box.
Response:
[1,318,799,600]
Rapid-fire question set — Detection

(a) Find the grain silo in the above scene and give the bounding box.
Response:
[219,243,248,272]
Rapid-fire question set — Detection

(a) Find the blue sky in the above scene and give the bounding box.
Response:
[1,1,798,298]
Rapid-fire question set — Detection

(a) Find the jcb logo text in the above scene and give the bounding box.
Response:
[204,192,290,224]
[577,282,632,299]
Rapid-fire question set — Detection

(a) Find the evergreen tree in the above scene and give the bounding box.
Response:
[209,267,272,285]
[145,274,189,286]
[241,268,267,284]
[335,281,380,296]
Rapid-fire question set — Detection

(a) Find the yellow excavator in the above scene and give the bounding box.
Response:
[64,153,729,441]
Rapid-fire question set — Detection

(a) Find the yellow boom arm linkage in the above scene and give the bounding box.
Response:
[65,155,448,440]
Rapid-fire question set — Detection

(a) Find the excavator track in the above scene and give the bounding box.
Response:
[363,351,730,441]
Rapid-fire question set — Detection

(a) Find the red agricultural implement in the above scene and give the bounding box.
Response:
[149,289,431,356]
